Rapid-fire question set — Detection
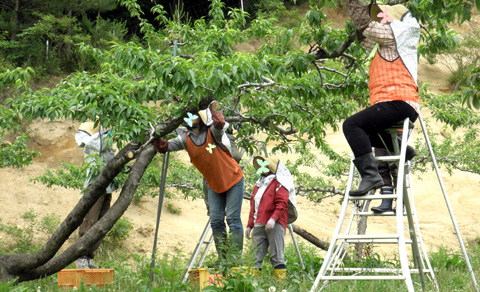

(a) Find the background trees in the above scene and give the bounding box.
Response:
[1,0,479,285]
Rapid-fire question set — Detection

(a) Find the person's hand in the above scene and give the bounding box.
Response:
[152,138,169,153]
[245,227,252,239]
[265,218,276,231]
[209,101,225,129]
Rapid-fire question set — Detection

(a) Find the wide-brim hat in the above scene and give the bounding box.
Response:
[181,109,211,127]
[370,3,409,22]
[78,121,100,135]
[253,155,279,174]
[198,110,209,125]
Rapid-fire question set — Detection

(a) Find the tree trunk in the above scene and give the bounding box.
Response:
[0,97,214,285]
[354,203,368,261]
[11,0,19,40]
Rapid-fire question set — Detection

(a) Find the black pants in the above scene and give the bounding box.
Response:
[343,101,418,158]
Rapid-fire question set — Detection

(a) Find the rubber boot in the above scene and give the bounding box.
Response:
[349,152,384,196]
[212,232,227,266]
[228,231,244,266]
[406,145,417,161]
[274,267,286,280]
[371,186,394,213]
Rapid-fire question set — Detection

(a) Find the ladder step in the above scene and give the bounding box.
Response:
[337,234,399,240]
[321,275,405,280]
[348,194,397,200]
[356,211,411,216]
[375,155,401,162]
[342,238,413,244]
[329,267,431,274]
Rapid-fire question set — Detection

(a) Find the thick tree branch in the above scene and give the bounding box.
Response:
[291,224,330,251]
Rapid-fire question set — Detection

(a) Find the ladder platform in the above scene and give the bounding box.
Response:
[328,268,432,274]
[348,194,397,200]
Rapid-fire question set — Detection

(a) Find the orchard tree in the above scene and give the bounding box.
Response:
[1,0,480,284]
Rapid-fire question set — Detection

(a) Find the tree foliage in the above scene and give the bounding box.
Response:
[1,0,480,285]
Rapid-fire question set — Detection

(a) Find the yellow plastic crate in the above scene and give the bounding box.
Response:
[188,267,255,290]
[57,269,114,289]
[188,268,224,290]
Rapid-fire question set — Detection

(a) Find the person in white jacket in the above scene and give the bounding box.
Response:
[74,121,118,269]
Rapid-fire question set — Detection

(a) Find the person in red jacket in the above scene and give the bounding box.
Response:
[246,155,295,280]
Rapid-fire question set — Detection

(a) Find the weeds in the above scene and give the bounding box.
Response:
[1,212,479,291]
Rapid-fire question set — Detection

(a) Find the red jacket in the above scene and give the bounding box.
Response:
[247,178,289,230]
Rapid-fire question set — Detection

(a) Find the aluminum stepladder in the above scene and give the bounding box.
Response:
[310,117,438,292]
[182,140,305,283]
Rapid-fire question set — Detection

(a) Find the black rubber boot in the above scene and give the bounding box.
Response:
[228,231,244,266]
[212,232,227,266]
[350,152,384,196]
[371,186,394,213]
[406,145,417,161]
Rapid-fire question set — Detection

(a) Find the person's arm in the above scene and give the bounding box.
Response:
[167,135,187,152]
[346,0,395,52]
[363,22,395,46]
[209,102,227,141]
[152,133,186,153]
[346,0,371,33]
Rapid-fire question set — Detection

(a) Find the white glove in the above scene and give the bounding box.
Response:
[265,218,276,231]
[245,227,252,239]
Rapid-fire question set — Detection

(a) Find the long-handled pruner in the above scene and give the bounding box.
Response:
[148,29,183,286]
[149,150,170,284]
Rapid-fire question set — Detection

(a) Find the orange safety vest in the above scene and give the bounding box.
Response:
[369,51,419,105]
[186,129,243,193]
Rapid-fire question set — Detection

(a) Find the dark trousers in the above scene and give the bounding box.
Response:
[343,101,418,158]
[79,193,112,259]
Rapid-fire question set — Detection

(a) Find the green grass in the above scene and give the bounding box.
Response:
[1,213,479,291]
[4,241,479,292]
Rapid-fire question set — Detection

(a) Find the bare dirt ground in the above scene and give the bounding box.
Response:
[1,11,480,263]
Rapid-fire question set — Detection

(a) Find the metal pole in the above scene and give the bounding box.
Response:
[149,152,170,284]
[288,224,305,270]
[418,113,479,292]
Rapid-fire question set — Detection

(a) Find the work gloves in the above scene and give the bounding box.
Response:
[210,101,225,129]
[152,138,169,153]
[245,227,252,239]
[265,218,276,231]
[245,217,276,239]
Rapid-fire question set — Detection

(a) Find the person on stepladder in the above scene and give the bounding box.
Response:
[74,121,118,269]
[245,156,297,281]
[343,0,421,196]
[152,101,244,267]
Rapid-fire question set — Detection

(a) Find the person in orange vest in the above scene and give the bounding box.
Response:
[152,102,244,266]
[343,0,420,196]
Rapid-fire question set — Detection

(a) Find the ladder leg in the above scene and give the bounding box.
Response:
[406,161,440,291]
[418,113,479,292]
[182,220,212,283]
[403,166,427,291]
[310,162,357,291]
